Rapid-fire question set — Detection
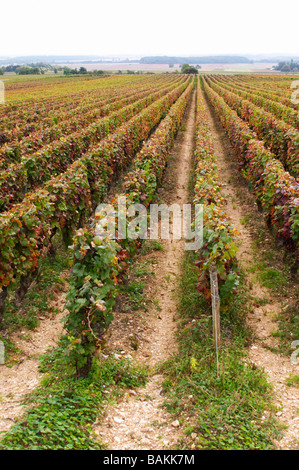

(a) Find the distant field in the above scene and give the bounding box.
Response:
[1,73,146,102]
[57,61,278,73]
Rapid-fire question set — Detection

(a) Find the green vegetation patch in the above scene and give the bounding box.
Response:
[0,336,147,450]
[2,235,70,334]
[159,252,282,450]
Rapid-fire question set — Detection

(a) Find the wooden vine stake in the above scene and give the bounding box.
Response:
[209,265,221,376]
[0,340,4,365]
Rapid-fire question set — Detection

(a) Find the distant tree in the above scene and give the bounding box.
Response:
[79,67,87,74]
[278,61,286,69]
[290,59,299,71]
[17,66,40,75]
[3,65,19,73]
[92,69,105,75]
[274,60,299,72]
[63,66,72,75]
[281,64,291,72]
[181,63,198,74]
[63,67,79,75]
[0,68,3,75]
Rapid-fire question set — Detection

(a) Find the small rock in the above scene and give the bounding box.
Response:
[171,420,180,428]
[191,433,197,439]
[114,416,124,423]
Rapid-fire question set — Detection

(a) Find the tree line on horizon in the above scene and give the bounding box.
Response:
[273,59,299,72]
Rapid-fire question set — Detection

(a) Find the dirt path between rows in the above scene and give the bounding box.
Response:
[203,92,299,450]
[0,288,68,433]
[92,90,197,450]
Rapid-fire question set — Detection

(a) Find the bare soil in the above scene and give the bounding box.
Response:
[0,286,68,432]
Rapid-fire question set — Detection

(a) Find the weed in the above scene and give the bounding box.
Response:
[121,280,147,311]
[258,268,287,291]
[132,263,153,278]
[240,215,250,226]
[152,298,162,312]
[140,240,165,254]
[286,374,299,388]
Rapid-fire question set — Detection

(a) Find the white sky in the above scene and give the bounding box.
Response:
[1,0,298,57]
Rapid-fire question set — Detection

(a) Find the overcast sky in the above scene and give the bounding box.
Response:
[1,0,298,57]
